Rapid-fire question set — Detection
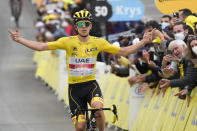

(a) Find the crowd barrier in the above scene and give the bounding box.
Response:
[33,50,196,131]
[131,86,197,131]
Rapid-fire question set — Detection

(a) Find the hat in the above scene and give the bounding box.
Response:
[35,21,44,28]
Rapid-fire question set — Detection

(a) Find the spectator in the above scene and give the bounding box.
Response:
[145,20,162,32]
[128,47,162,92]
[178,8,197,34]
[145,20,166,67]
[131,21,145,39]
[173,21,189,42]
[161,40,187,78]
[159,35,197,103]
[62,19,76,36]
[160,15,174,40]
[36,5,47,17]
[161,15,171,30]
[110,59,130,77]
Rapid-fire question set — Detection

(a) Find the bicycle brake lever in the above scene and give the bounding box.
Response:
[112,105,118,123]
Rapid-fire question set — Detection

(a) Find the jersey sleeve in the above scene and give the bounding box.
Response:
[47,37,68,50]
[99,39,120,54]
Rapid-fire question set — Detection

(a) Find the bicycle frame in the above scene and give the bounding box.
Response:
[86,109,97,131]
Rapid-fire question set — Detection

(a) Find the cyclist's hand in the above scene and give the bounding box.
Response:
[111,105,118,123]
[152,29,164,40]
[8,29,21,42]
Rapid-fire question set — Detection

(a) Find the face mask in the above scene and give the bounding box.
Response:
[161,22,169,30]
[192,46,197,55]
[175,32,185,40]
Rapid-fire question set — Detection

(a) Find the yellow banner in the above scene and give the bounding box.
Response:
[184,87,197,131]
[152,88,176,131]
[131,89,153,131]
[102,74,130,130]
[174,88,197,131]
[161,89,184,131]
[144,88,167,131]
[155,0,197,14]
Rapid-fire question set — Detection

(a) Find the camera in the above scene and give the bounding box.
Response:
[166,50,173,55]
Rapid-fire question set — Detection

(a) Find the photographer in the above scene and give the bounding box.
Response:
[145,20,167,66]
[161,40,187,79]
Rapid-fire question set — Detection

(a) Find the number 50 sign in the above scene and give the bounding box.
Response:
[90,0,113,22]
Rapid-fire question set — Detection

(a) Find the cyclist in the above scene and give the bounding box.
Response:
[8,9,153,131]
[9,0,23,27]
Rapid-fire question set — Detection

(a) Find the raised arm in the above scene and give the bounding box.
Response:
[117,30,153,56]
[8,29,49,51]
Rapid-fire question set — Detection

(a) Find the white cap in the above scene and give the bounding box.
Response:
[112,41,120,47]
[47,10,54,14]
[35,21,44,28]
[132,37,140,45]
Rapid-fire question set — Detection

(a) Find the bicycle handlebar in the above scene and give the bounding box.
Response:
[74,104,118,123]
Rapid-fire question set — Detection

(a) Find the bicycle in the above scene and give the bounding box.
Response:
[74,105,118,131]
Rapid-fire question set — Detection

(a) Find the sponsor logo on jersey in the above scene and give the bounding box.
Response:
[72,52,78,56]
[69,57,96,76]
[75,58,90,64]
[71,47,78,56]
[73,47,78,51]
[85,47,98,55]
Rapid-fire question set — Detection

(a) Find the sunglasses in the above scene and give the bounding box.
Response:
[76,21,91,28]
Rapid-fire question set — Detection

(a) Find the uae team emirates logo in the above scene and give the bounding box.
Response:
[85,47,98,55]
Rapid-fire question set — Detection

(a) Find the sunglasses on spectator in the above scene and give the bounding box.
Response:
[76,21,91,28]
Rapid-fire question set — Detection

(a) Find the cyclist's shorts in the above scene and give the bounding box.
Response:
[68,80,104,119]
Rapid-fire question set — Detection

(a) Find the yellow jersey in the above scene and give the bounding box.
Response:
[48,36,120,84]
